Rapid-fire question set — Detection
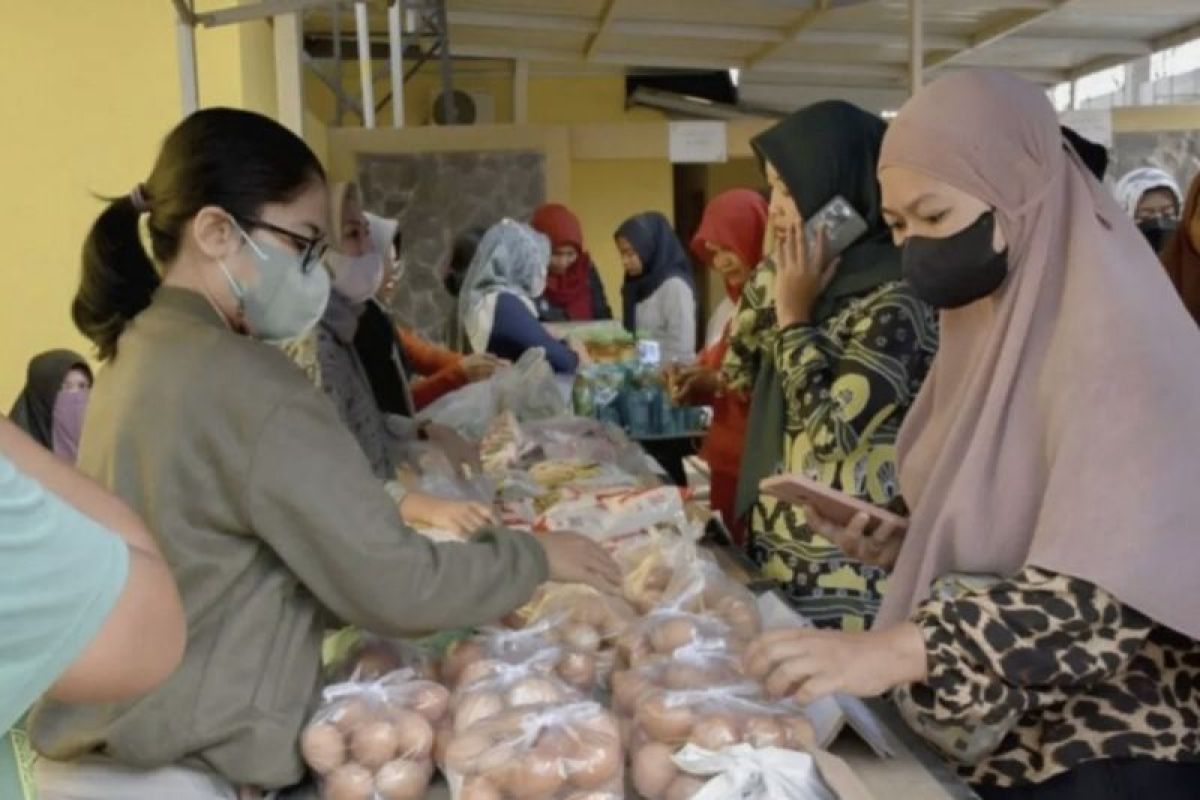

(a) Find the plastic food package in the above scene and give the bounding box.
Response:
[300,670,451,800]
[535,485,689,543]
[479,412,533,475]
[444,701,624,800]
[615,533,703,614]
[394,442,495,506]
[626,682,818,800]
[509,583,639,689]
[419,349,569,441]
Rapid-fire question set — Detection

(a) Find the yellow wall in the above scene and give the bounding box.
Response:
[0,0,284,405]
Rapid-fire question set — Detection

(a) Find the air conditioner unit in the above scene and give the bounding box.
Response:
[428,89,495,125]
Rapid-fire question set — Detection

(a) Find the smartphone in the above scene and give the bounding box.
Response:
[760,473,908,534]
[804,195,869,263]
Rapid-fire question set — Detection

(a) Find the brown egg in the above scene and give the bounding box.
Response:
[391,710,434,761]
[328,698,373,735]
[638,694,695,743]
[300,722,346,775]
[374,758,432,800]
[716,596,760,634]
[561,622,602,653]
[665,773,709,800]
[459,776,503,800]
[663,663,710,691]
[442,640,485,685]
[782,714,817,749]
[324,763,375,800]
[408,683,450,723]
[433,722,454,767]
[507,676,563,708]
[650,618,697,654]
[611,670,649,713]
[455,691,505,732]
[689,713,740,752]
[567,737,621,789]
[349,721,400,770]
[444,731,492,774]
[557,651,597,690]
[459,659,503,690]
[502,749,565,797]
[743,716,786,748]
[632,742,678,798]
[355,642,402,680]
[578,710,621,744]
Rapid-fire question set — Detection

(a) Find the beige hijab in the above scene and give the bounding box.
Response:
[876,69,1200,639]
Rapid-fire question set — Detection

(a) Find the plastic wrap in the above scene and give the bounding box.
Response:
[324,630,441,684]
[626,682,817,800]
[535,485,689,543]
[300,670,450,800]
[444,701,624,800]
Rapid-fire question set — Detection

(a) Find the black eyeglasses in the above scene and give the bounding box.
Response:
[235,216,328,273]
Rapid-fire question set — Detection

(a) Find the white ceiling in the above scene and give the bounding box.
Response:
[301,0,1200,111]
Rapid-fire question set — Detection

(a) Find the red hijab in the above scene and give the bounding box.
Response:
[531,203,594,321]
[689,189,769,302]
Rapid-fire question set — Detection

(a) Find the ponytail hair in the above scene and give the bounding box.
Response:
[75,108,325,360]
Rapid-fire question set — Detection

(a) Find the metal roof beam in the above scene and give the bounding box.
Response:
[1152,18,1200,52]
[585,0,621,60]
[925,0,1074,72]
[747,1,831,69]
[194,0,329,27]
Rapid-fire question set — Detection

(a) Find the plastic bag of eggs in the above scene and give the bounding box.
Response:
[627,684,817,800]
[610,639,745,719]
[440,623,598,695]
[324,630,441,685]
[615,533,695,614]
[655,558,762,637]
[507,583,638,689]
[444,701,624,800]
[299,669,451,800]
[615,608,744,671]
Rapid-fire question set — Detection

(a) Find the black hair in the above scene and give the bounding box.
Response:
[76,107,326,360]
[443,225,487,297]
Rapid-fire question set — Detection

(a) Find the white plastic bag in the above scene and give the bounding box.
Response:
[671,743,837,800]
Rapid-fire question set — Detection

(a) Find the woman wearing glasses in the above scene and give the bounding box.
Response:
[30,108,619,800]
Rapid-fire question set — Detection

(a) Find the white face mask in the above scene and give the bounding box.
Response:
[327,250,385,304]
[220,220,330,343]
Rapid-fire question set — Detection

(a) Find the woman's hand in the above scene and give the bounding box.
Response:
[668,366,722,405]
[461,353,506,383]
[774,222,837,327]
[805,506,906,569]
[745,623,928,705]
[400,491,497,535]
[567,338,593,367]
[539,530,622,594]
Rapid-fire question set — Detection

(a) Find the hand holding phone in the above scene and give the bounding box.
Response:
[774,196,869,327]
[761,474,907,568]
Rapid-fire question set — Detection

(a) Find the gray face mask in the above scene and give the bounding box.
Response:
[219,219,330,342]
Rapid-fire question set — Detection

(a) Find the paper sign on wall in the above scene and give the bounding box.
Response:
[669,121,728,164]
[1059,108,1113,149]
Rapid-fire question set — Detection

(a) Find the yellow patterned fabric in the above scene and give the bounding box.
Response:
[725,266,937,630]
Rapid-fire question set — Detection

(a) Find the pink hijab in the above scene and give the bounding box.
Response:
[876,69,1200,640]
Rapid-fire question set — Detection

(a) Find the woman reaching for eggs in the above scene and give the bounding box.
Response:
[746,71,1200,799]
[30,108,619,800]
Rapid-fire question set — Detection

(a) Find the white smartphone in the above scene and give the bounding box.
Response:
[804,195,869,263]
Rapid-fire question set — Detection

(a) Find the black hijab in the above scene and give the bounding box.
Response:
[615,211,696,333]
[9,350,91,448]
[736,101,902,520]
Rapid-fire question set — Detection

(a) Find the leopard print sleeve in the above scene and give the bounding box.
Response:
[896,567,1152,764]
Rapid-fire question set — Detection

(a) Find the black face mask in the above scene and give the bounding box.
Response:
[903,211,1009,310]
[1137,216,1178,254]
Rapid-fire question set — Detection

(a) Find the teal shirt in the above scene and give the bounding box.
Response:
[0,452,130,797]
